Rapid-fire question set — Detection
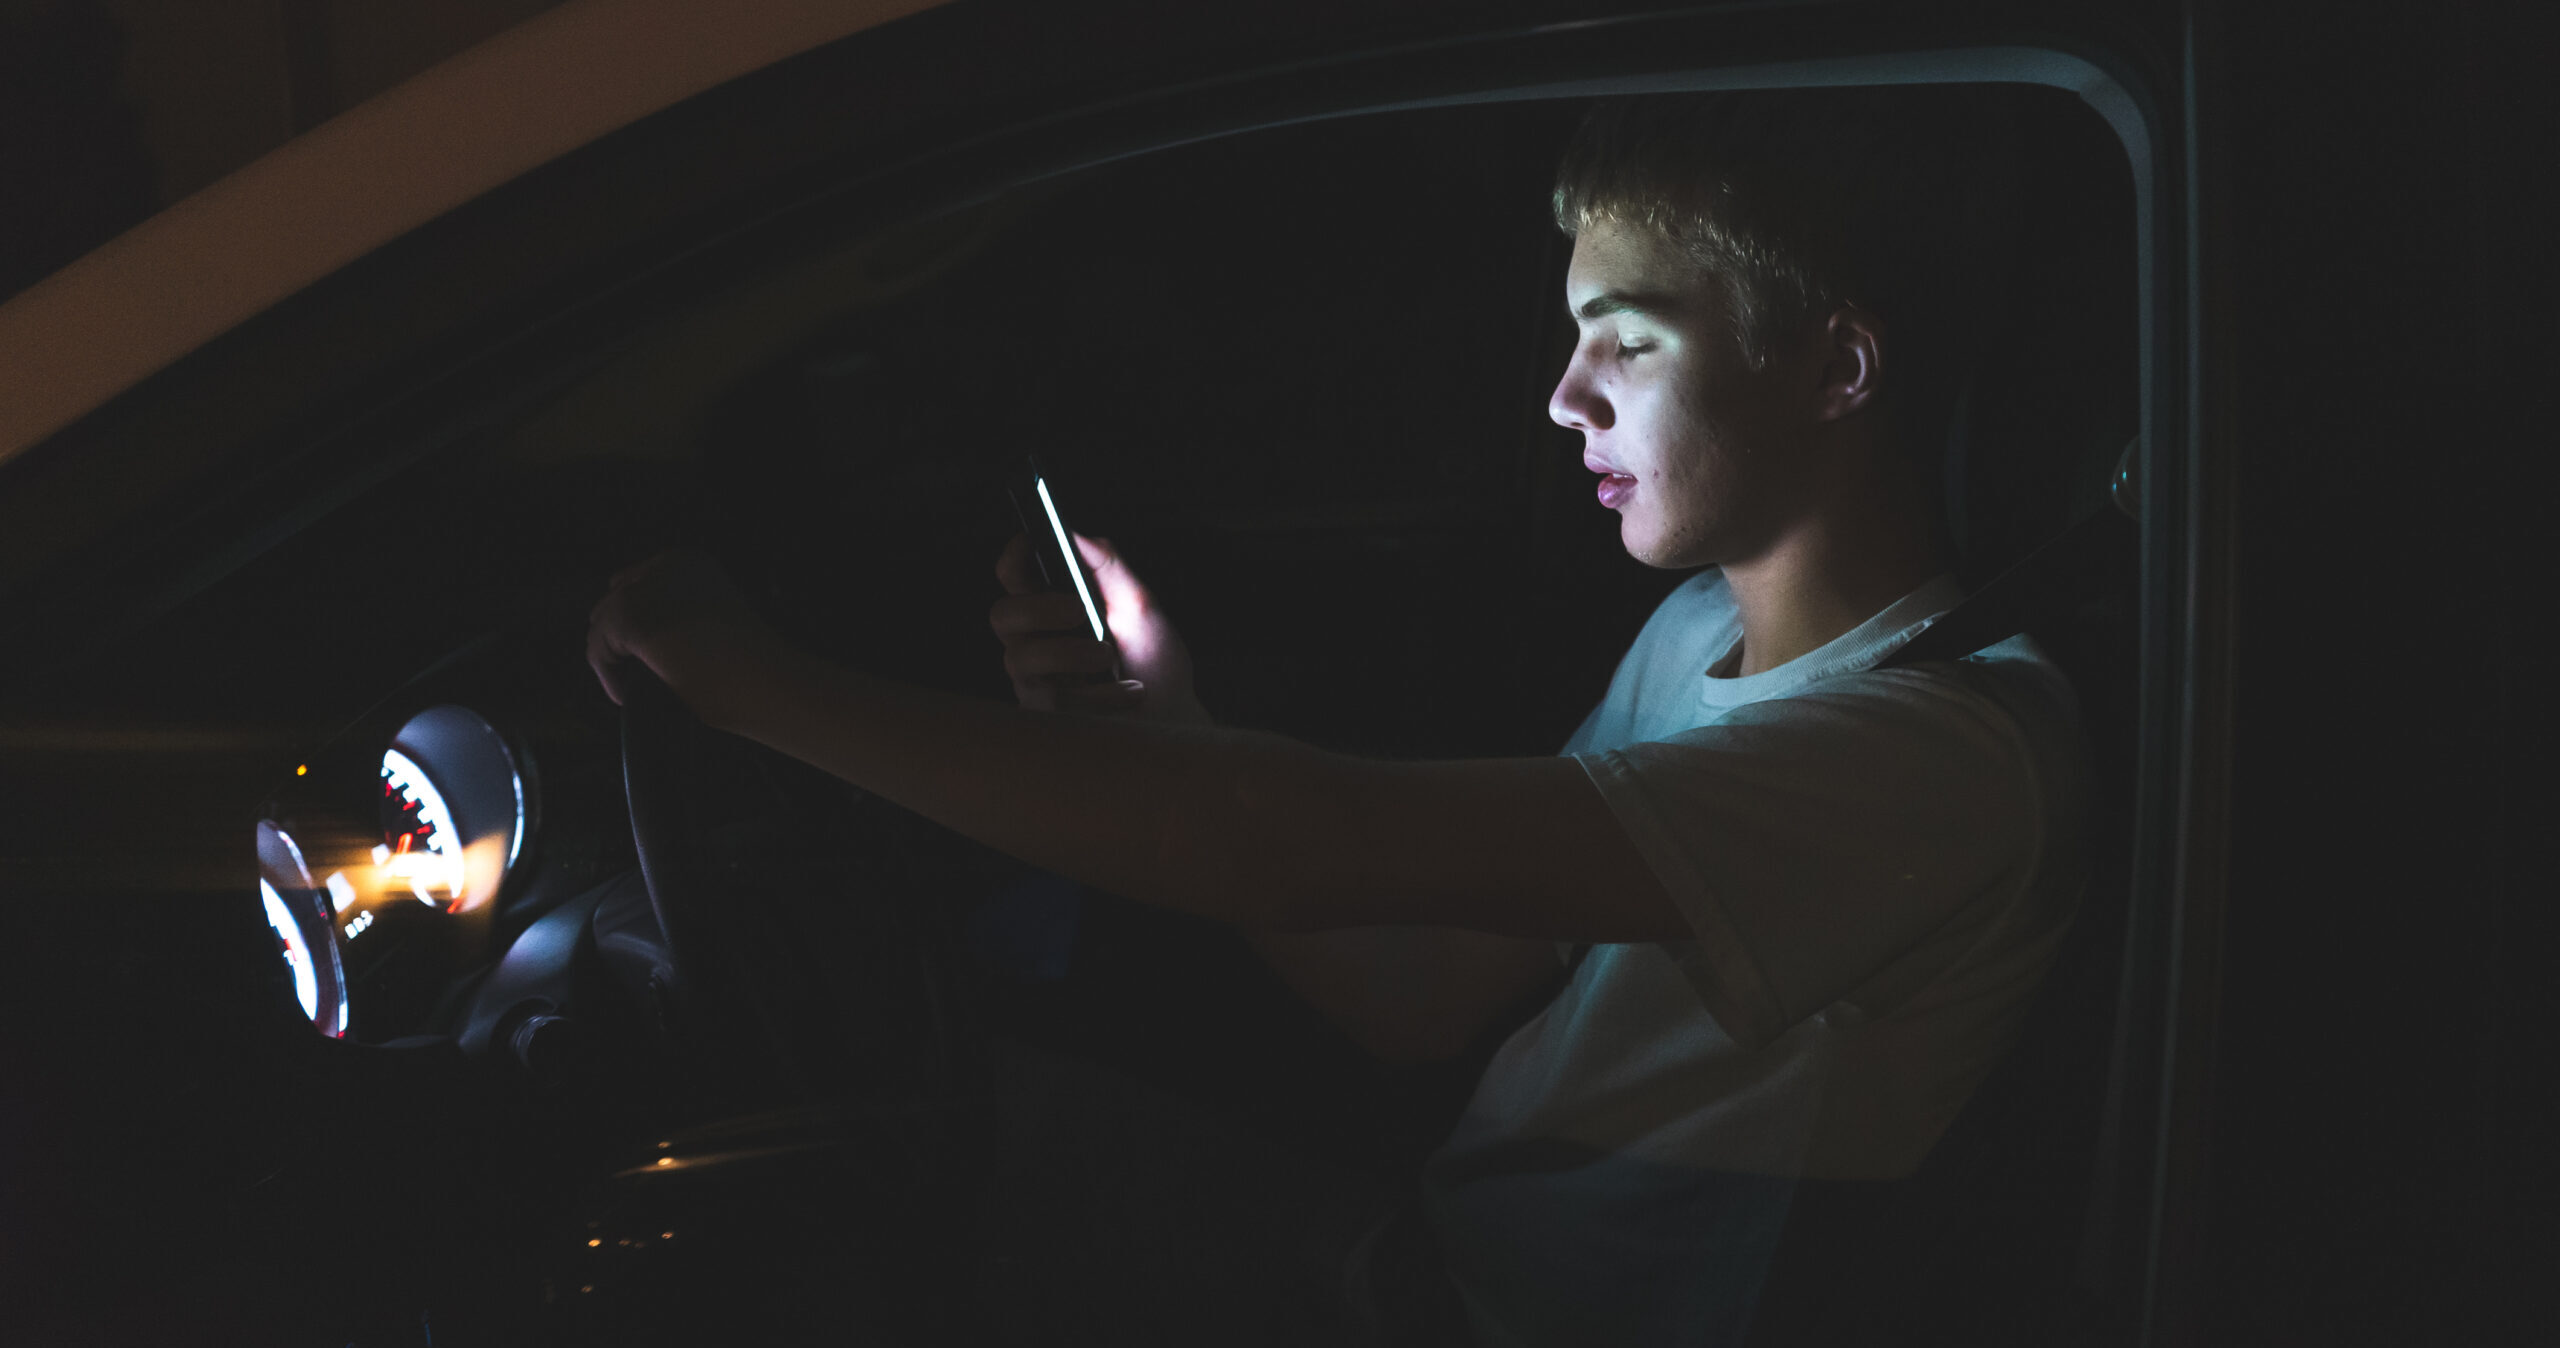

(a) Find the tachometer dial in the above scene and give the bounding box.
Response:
[256,819,349,1037]
[262,878,322,1020]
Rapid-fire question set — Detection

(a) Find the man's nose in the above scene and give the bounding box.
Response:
[1549,359,1611,433]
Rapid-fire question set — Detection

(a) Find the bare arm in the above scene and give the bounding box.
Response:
[679,646,1670,939]
[586,546,1676,937]
[1250,926,1566,1065]
[984,533,1574,1058]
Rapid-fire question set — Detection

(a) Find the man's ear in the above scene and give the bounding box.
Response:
[1814,304,1885,422]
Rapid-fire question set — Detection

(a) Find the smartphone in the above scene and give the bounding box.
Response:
[1005,455,1121,677]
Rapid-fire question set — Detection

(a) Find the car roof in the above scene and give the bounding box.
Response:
[0,0,953,471]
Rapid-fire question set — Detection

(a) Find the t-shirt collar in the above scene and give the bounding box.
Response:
[1697,572,1966,709]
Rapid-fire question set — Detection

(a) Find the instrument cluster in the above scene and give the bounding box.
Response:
[256,704,536,1041]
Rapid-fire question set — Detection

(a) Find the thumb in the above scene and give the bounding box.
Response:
[1073,533,1152,616]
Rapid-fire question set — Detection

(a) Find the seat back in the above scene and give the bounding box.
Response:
[1746,259,2144,1340]
[1745,623,2136,1348]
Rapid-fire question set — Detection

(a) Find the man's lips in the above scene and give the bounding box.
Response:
[1586,456,1636,509]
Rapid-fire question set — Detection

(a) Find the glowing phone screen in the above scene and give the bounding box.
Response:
[1034,474,1107,643]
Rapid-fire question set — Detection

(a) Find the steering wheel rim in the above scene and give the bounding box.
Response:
[616,663,818,1097]
[615,666,705,998]
[615,657,972,1109]
[611,664,997,1336]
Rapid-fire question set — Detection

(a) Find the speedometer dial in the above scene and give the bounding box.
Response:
[380,748,465,910]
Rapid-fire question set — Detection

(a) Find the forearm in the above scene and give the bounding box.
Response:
[1250,926,1566,1065]
[713,650,1396,932]
[593,552,1681,944]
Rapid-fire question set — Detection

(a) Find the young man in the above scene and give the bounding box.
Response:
[589,90,2088,1346]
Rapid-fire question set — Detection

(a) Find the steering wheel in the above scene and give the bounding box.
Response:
[617,662,828,1102]
[615,660,970,1109]
[606,662,994,1340]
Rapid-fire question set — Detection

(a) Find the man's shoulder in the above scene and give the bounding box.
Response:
[1938,631,2081,733]
[1785,632,2078,737]
[1779,632,2087,804]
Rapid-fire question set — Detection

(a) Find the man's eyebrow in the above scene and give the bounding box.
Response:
[1571,290,1681,322]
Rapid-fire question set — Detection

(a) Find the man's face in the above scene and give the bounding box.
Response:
[1549,221,1808,569]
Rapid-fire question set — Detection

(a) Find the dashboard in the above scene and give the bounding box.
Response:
[255,703,546,1043]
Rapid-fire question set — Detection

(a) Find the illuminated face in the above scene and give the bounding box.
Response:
[1548,221,1808,569]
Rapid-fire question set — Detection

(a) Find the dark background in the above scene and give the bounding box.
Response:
[2203,2,2556,1342]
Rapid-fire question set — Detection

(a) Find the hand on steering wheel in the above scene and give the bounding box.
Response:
[586,549,796,730]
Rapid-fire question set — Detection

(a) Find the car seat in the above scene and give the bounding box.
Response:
[1740,258,2146,1345]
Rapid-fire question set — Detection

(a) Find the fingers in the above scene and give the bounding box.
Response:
[588,557,674,706]
[1003,633,1120,685]
[1072,533,1144,612]
[585,548,785,725]
[990,591,1097,640]
[588,549,709,705]
[1002,532,1155,635]
[584,589,630,706]
[991,534,1158,716]
[1059,679,1148,714]
[1071,534,1124,581]
[994,532,1042,596]
[1017,677,1147,715]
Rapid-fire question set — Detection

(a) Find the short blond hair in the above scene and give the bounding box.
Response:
[1553,89,2023,464]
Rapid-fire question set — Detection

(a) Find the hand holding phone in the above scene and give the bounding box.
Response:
[997,458,1127,699]
[1005,457,1115,656]
[992,457,1209,722]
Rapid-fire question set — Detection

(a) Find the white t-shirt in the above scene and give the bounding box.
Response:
[1421,568,2090,1347]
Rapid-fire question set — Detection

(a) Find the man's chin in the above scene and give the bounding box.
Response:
[1617,517,1671,567]
[1621,519,1716,571]
[1620,536,1687,571]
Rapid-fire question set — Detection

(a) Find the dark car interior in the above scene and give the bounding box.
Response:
[2,79,2137,1346]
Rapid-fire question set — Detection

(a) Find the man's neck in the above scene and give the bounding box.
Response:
[1717,489,1949,678]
